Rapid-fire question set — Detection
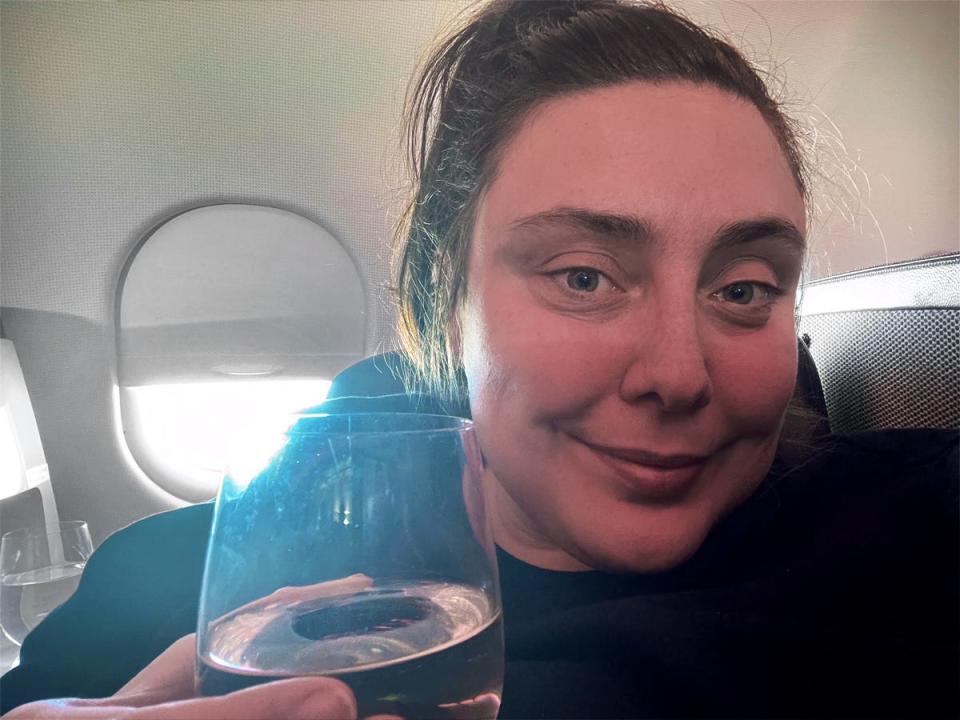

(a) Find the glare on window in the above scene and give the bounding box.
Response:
[124,379,332,495]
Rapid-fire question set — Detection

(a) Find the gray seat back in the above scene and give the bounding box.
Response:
[797,253,960,432]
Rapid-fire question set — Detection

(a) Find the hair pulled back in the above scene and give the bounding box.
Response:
[395,0,807,403]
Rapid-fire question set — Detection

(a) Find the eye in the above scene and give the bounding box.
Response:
[541,263,624,309]
[720,282,756,304]
[712,280,784,307]
[566,269,601,292]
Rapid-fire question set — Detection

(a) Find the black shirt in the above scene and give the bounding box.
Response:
[495,430,959,718]
[3,426,957,718]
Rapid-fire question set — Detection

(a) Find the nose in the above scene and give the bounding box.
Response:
[618,303,713,414]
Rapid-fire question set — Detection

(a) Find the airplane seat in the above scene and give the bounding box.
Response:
[327,351,412,401]
[0,338,65,667]
[798,253,960,433]
[0,338,61,537]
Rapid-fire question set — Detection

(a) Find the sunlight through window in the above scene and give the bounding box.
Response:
[124,379,332,498]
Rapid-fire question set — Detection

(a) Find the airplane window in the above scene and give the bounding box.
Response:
[116,204,366,502]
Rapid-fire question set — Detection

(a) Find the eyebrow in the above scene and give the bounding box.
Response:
[509,207,654,247]
[508,207,806,254]
[712,217,807,256]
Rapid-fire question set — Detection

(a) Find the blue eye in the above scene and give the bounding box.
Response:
[715,281,785,308]
[567,269,600,292]
[721,282,755,304]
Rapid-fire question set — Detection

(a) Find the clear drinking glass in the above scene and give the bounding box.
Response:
[196,413,503,719]
[0,520,92,646]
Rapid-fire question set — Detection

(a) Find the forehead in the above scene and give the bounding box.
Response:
[478,81,805,242]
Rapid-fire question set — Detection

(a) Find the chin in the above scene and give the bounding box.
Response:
[568,505,716,574]
[588,541,705,575]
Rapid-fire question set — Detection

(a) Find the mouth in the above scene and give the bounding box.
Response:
[573,437,709,502]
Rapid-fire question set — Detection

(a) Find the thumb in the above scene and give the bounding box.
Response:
[129,676,358,720]
[112,634,197,706]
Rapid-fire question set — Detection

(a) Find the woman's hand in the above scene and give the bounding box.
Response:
[2,634,359,719]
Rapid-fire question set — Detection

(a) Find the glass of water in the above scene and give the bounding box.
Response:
[195,413,503,719]
[0,520,92,647]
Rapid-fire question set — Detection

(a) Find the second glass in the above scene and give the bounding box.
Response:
[196,413,502,719]
[1,520,92,650]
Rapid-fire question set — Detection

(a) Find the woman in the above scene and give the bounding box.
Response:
[3,1,957,718]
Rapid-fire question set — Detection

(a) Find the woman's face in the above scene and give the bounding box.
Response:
[459,81,806,573]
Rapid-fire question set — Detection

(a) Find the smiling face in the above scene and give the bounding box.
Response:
[459,81,806,573]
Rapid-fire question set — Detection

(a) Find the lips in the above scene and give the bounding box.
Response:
[583,442,708,469]
[574,437,708,502]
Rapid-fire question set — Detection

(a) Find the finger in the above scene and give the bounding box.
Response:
[111,634,197,705]
[0,700,122,719]
[236,573,373,616]
[128,676,358,720]
[437,692,502,720]
[2,678,358,720]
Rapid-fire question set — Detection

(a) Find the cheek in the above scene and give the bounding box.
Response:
[711,328,798,428]
[460,284,612,419]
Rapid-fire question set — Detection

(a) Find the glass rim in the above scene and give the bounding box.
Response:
[281,412,474,437]
[1,519,90,543]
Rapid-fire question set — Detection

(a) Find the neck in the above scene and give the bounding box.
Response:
[483,466,593,572]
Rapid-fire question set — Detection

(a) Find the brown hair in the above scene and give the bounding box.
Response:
[394,0,808,403]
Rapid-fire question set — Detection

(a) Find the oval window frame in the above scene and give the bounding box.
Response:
[115,204,368,501]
